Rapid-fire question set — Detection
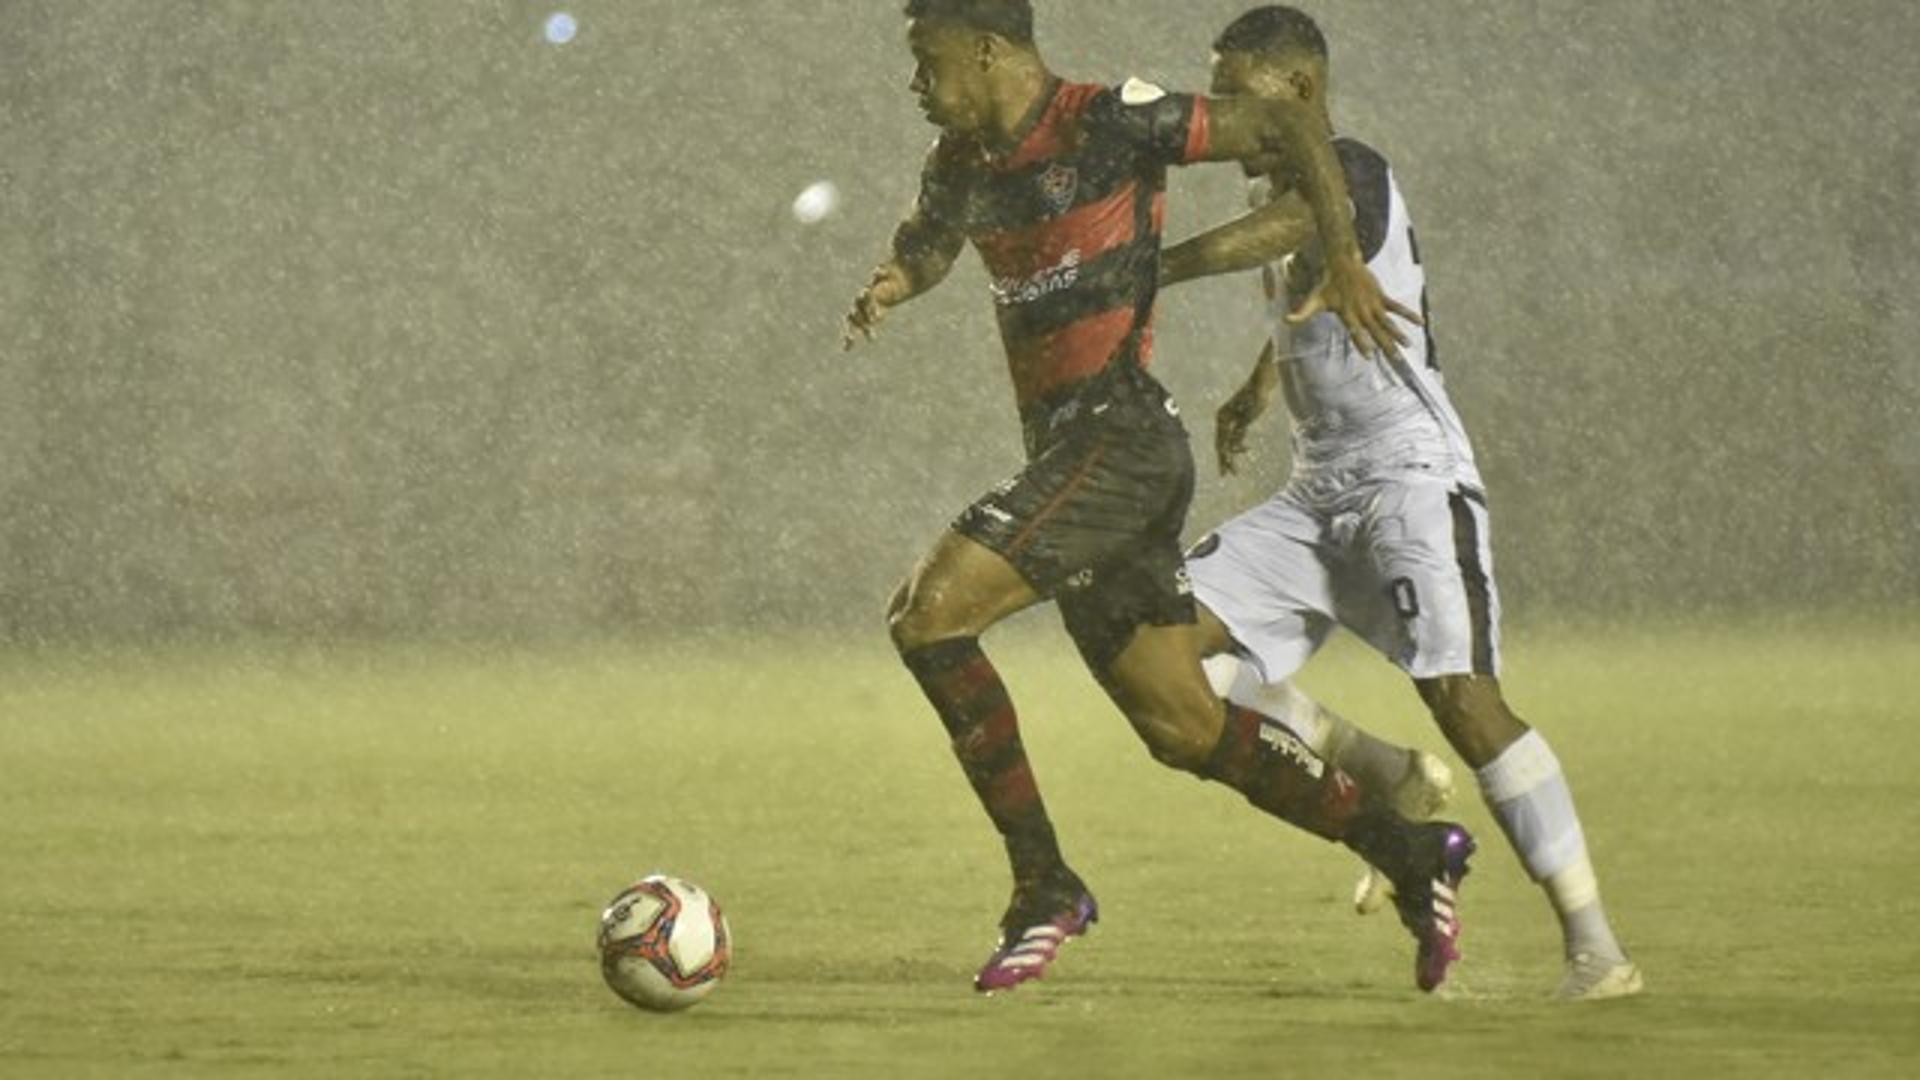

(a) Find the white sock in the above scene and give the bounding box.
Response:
[1475,730,1625,961]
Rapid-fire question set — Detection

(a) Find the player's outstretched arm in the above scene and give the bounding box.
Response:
[1215,339,1281,476]
[1199,97,1413,360]
[843,204,965,351]
[1162,190,1316,289]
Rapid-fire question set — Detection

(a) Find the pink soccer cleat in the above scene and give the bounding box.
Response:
[1390,823,1476,992]
[974,890,1099,994]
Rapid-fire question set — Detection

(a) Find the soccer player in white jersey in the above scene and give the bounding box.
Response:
[1160,5,1643,1000]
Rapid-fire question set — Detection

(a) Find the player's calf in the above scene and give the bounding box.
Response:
[1428,681,1640,998]
[1203,704,1476,991]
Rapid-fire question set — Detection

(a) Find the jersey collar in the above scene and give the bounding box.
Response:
[984,76,1062,167]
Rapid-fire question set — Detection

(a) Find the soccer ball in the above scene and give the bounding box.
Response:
[597,874,732,1012]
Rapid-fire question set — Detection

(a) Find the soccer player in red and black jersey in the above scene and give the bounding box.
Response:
[843,0,1474,994]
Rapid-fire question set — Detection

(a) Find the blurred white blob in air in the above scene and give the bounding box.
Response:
[544,12,578,45]
[791,180,841,224]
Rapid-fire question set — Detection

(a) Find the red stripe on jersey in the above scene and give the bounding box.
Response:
[973,183,1141,279]
[1002,83,1104,170]
[1006,307,1139,405]
[1184,96,1213,163]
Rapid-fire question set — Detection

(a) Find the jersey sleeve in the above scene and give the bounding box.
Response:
[913,135,971,230]
[1086,78,1213,167]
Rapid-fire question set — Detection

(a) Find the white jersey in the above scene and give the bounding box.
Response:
[1254,138,1480,490]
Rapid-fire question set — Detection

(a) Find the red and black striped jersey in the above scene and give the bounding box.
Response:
[916,79,1213,411]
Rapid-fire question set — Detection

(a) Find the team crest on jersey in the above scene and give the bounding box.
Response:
[1038,163,1078,214]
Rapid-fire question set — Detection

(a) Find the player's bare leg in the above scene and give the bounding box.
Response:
[888,530,1097,993]
[1094,623,1475,992]
[1195,606,1453,820]
[1191,606,1455,912]
[1416,673,1644,1000]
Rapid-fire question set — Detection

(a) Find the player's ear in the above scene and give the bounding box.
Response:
[975,33,997,70]
[1287,69,1316,104]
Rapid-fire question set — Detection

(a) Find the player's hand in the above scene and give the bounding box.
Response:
[842,265,913,351]
[1286,254,1421,362]
[1215,387,1260,476]
[1215,355,1278,477]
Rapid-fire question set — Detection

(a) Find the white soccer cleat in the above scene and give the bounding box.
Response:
[1353,866,1394,915]
[1556,953,1645,1001]
[1353,751,1454,915]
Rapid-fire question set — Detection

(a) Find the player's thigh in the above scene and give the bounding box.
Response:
[1193,602,1237,658]
[890,529,1041,649]
[1059,538,1222,769]
[1337,476,1500,679]
[1186,493,1340,684]
[1097,621,1223,770]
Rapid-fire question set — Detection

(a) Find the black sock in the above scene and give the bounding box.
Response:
[901,638,1066,887]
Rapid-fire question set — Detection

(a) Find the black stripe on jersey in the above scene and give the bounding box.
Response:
[1334,138,1392,264]
[993,234,1159,341]
[958,143,1151,234]
[1419,287,1439,370]
[1448,488,1495,676]
[1083,86,1203,169]
[1406,224,1440,370]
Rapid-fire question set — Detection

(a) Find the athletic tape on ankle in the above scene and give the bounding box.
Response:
[1546,855,1601,913]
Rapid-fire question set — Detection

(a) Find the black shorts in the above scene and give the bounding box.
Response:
[955,363,1197,671]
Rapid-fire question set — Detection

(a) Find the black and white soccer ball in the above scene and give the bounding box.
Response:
[597,874,732,1012]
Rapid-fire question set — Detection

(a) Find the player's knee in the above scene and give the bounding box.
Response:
[888,588,962,654]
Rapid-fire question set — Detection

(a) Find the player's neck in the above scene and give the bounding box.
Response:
[1305,102,1335,139]
[982,61,1055,152]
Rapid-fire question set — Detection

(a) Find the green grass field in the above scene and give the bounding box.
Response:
[3,616,1917,1078]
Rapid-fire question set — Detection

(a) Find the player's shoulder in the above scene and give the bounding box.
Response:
[924,131,987,176]
[1336,136,1397,174]
[1079,77,1180,117]
[1072,77,1194,150]
[1331,135,1402,260]
[1332,136,1397,187]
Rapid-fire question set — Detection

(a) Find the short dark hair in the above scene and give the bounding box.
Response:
[1214,5,1328,61]
[903,0,1034,45]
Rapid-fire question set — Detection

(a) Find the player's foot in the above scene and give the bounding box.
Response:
[1387,822,1476,992]
[1353,867,1393,915]
[1391,749,1456,820]
[1354,751,1455,915]
[974,880,1099,995]
[1555,953,1644,1001]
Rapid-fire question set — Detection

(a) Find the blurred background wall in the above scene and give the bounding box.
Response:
[1,0,1914,643]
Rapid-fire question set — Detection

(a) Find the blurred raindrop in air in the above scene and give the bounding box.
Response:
[544,12,577,45]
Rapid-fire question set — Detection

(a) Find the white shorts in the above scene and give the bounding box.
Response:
[1187,470,1501,682]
